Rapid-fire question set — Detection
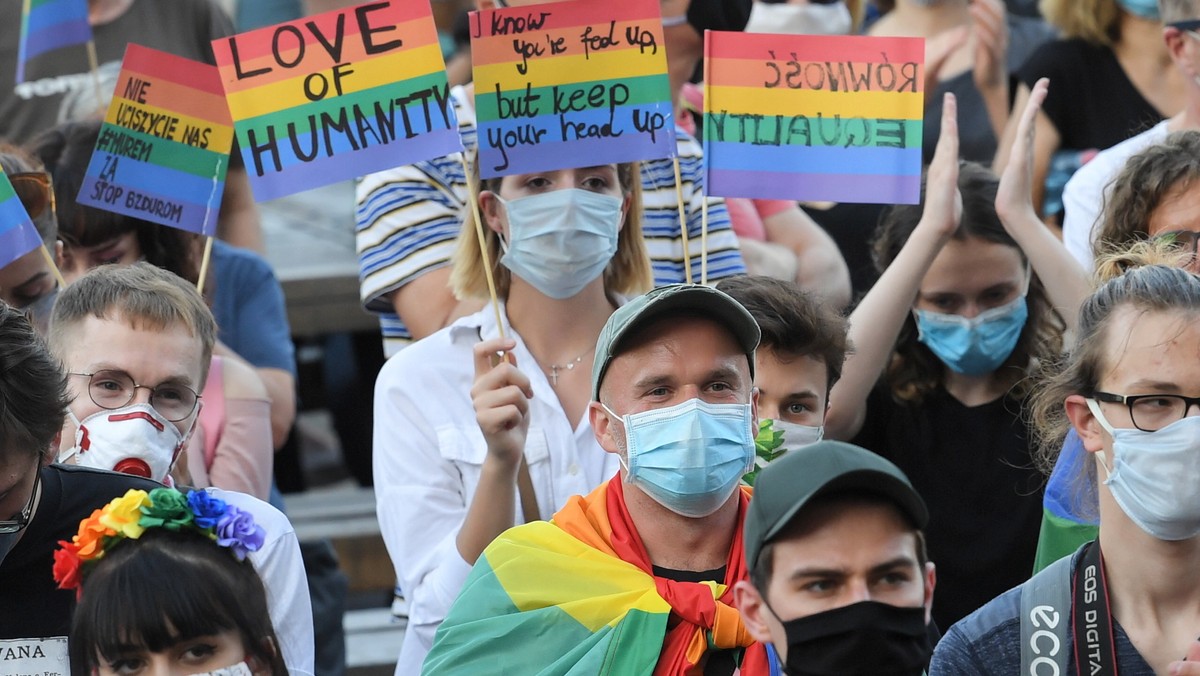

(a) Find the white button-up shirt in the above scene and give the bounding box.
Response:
[373,306,622,675]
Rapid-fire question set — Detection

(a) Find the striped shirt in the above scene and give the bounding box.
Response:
[356,85,745,356]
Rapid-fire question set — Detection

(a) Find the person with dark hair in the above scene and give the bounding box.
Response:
[0,146,60,332]
[932,246,1200,675]
[57,487,288,676]
[821,86,1087,629]
[717,275,849,458]
[0,299,162,669]
[734,440,936,676]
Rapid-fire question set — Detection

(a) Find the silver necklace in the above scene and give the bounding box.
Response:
[547,347,594,387]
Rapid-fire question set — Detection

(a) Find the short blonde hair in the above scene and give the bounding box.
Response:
[451,159,653,300]
[1040,0,1123,46]
[49,262,216,385]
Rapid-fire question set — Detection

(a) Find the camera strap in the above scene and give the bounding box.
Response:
[1072,541,1118,676]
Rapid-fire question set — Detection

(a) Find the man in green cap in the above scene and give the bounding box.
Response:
[734,440,937,675]
[425,283,775,675]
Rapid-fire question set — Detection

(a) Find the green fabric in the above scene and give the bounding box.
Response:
[1032,508,1097,573]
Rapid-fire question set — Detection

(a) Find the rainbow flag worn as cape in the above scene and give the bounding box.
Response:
[17,0,91,84]
[1033,429,1099,572]
[424,476,771,675]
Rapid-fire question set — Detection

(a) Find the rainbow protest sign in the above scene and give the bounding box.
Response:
[0,172,43,269]
[212,0,462,202]
[704,32,924,205]
[16,0,91,84]
[76,44,233,237]
[470,0,675,178]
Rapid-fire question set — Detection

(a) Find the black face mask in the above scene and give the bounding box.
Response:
[774,600,932,676]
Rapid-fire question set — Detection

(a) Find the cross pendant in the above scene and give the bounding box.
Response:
[549,366,560,386]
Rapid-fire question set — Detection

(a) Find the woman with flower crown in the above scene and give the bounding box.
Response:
[54,487,288,676]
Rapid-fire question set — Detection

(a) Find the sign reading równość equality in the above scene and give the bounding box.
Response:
[471,0,676,178]
[704,32,924,205]
[76,44,234,236]
[212,1,462,202]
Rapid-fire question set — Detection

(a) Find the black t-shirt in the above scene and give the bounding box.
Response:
[1017,38,1165,153]
[0,464,161,640]
[852,385,1043,631]
[654,565,737,676]
[801,202,887,304]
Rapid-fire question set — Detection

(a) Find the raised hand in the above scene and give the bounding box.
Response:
[919,92,963,240]
[995,77,1048,226]
[923,25,969,100]
[971,0,1009,94]
[470,337,533,468]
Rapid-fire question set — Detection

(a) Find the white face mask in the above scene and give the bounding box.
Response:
[772,419,825,453]
[195,662,254,676]
[60,403,190,483]
[1086,399,1200,540]
[745,1,852,36]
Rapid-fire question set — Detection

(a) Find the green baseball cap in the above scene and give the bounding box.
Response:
[591,284,760,401]
[744,440,929,573]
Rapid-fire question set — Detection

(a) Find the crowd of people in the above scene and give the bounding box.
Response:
[2,0,1200,674]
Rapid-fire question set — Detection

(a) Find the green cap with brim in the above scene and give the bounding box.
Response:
[744,440,929,573]
[591,284,760,401]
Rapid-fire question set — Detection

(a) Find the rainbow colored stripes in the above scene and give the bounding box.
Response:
[212,1,461,202]
[703,32,925,204]
[77,45,233,237]
[471,0,675,178]
[16,0,91,84]
[0,172,42,269]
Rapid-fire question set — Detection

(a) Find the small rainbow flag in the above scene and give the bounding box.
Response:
[0,172,44,270]
[77,45,234,237]
[470,0,675,178]
[704,32,925,205]
[212,0,462,202]
[16,0,92,84]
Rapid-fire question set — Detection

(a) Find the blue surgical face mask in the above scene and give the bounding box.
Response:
[914,294,1028,376]
[604,398,756,518]
[1116,0,1160,20]
[496,188,622,300]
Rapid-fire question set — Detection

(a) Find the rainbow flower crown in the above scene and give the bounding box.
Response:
[53,487,266,592]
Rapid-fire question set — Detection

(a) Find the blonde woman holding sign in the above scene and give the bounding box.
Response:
[372,158,652,674]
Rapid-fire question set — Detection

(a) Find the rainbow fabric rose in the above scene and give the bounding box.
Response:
[53,487,266,592]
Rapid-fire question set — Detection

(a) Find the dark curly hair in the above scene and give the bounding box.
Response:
[872,161,1065,404]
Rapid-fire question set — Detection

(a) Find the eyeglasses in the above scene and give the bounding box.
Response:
[68,370,201,422]
[0,466,40,535]
[1091,391,1200,432]
[1153,229,1200,257]
[8,171,53,221]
